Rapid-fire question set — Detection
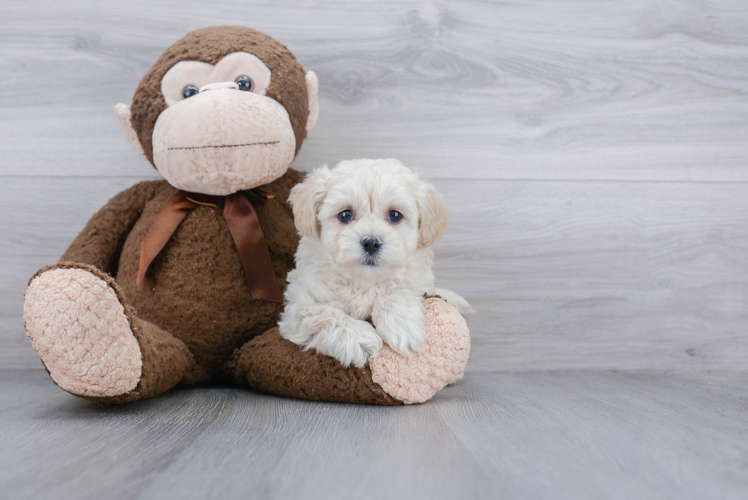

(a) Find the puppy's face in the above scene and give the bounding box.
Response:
[290,159,449,280]
[317,163,419,278]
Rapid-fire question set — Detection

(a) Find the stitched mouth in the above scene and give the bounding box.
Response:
[168,141,279,151]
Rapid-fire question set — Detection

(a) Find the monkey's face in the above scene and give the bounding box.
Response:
[152,52,297,195]
[115,27,319,196]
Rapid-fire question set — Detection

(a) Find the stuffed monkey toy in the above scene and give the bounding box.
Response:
[22,26,470,405]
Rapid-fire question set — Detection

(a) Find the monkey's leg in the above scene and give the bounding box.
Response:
[24,263,194,404]
[229,298,470,405]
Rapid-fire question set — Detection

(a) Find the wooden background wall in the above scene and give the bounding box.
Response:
[1,0,747,371]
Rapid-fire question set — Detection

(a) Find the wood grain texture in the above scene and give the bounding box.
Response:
[3,176,748,370]
[1,0,747,181]
[2,0,748,371]
[1,370,747,500]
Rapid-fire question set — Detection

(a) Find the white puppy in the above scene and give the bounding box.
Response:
[279,158,473,368]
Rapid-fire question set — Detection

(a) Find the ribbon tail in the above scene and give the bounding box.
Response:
[223,193,284,304]
[137,191,195,287]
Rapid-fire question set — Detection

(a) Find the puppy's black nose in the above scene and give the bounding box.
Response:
[361,236,382,255]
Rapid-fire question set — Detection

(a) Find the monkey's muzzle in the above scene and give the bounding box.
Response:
[152,87,296,196]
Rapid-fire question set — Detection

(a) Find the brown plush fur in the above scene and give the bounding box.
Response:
[54,25,314,392]
[131,26,310,163]
[232,328,402,405]
[29,262,195,403]
[61,169,305,385]
[28,26,410,405]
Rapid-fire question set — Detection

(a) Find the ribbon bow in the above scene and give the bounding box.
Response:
[137,189,284,304]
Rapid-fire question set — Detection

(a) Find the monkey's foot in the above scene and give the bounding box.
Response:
[24,264,142,398]
[369,297,470,404]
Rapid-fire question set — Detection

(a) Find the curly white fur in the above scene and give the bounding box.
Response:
[279,158,472,368]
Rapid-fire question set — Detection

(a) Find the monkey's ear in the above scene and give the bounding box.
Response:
[305,71,319,132]
[288,166,330,236]
[115,103,145,157]
[417,181,449,248]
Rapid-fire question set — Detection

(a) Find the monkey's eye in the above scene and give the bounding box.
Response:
[235,75,254,92]
[182,85,199,99]
[388,210,403,223]
[338,210,354,224]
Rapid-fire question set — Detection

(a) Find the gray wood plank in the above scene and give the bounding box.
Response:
[1,370,746,500]
[1,0,747,181]
[2,2,747,499]
[432,371,748,500]
[434,178,748,371]
[2,1,748,370]
[0,316,36,370]
[3,176,748,371]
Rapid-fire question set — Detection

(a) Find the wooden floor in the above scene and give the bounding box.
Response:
[2,1,748,499]
[2,370,747,500]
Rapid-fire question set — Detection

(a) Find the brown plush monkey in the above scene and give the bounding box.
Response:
[23,26,469,405]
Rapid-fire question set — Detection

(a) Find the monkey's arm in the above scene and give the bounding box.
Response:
[60,180,163,274]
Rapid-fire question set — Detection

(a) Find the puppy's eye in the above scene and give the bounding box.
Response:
[182,85,199,99]
[388,210,403,223]
[338,210,354,223]
[235,75,254,92]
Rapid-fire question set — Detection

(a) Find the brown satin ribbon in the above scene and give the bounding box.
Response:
[137,189,284,304]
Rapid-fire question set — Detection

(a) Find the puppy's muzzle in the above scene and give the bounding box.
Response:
[361,236,382,257]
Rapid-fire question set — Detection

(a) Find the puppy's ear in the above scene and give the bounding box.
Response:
[289,166,330,237]
[417,181,449,248]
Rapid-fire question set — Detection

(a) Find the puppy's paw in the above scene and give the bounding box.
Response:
[340,319,383,368]
[373,303,427,357]
[306,318,382,368]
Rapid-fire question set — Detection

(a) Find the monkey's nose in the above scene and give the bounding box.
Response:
[199,81,240,92]
[361,236,383,255]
